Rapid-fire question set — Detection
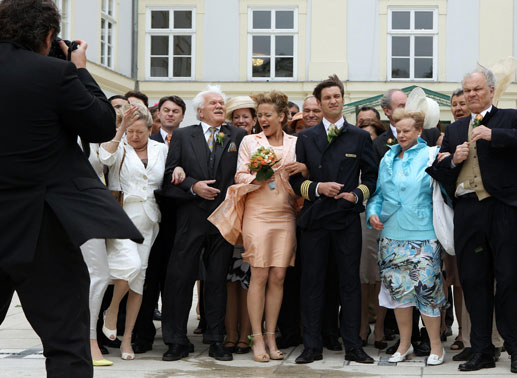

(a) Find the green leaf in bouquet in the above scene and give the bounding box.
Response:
[256,166,274,181]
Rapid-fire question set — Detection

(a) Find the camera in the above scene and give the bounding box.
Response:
[48,38,78,60]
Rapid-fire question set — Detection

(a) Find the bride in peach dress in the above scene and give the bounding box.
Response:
[209,91,307,362]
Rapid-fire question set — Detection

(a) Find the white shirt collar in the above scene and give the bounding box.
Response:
[471,105,493,121]
[159,128,170,144]
[322,117,345,135]
[389,124,397,139]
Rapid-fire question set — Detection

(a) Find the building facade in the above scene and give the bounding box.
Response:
[55,0,517,125]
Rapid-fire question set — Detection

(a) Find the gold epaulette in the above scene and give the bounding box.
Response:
[300,180,313,201]
[357,184,370,201]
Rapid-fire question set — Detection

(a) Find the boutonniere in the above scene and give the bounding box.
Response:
[216,131,225,145]
[386,137,398,147]
[327,124,340,143]
[472,114,483,128]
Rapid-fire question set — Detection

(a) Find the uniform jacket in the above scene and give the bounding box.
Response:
[426,107,517,207]
[289,121,378,230]
[0,40,143,266]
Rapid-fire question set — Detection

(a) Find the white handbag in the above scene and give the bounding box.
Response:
[427,146,455,255]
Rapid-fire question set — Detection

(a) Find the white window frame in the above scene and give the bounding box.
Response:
[100,0,116,69]
[387,8,438,81]
[54,0,71,40]
[247,8,298,81]
[145,7,196,81]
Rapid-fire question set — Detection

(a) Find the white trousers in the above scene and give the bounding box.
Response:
[80,238,110,339]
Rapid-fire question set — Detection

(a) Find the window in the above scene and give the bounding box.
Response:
[388,9,437,80]
[146,8,195,80]
[54,0,70,40]
[101,0,116,68]
[248,9,298,81]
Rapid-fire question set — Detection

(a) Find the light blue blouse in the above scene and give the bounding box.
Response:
[366,139,436,241]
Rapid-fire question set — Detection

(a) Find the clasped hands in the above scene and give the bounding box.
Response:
[317,182,355,202]
[170,167,220,200]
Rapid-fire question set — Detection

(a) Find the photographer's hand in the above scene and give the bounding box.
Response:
[59,39,87,69]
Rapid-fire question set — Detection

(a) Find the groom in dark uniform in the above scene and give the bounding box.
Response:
[160,86,246,362]
[290,75,378,364]
[427,68,517,373]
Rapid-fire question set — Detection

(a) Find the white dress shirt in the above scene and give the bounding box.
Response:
[390,124,397,139]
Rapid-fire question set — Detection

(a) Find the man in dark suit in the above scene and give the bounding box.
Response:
[160,86,246,362]
[289,75,377,364]
[427,68,517,373]
[374,89,441,164]
[150,95,186,146]
[0,1,142,377]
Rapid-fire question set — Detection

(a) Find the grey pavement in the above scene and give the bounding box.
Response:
[1,291,514,378]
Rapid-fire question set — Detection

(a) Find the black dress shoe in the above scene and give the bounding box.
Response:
[99,345,109,355]
[209,342,233,361]
[295,348,323,364]
[276,335,301,349]
[234,341,250,354]
[323,335,342,351]
[100,336,121,348]
[189,342,195,353]
[153,309,162,321]
[414,341,431,357]
[374,340,388,350]
[386,340,399,355]
[453,347,472,361]
[132,342,152,354]
[458,352,495,371]
[163,344,190,361]
[511,354,517,373]
[345,347,374,364]
[494,347,501,362]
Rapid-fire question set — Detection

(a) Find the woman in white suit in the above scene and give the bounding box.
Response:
[99,103,168,360]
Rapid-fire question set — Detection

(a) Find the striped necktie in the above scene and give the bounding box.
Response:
[207,127,218,151]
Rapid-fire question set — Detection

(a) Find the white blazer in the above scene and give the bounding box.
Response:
[99,139,168,223]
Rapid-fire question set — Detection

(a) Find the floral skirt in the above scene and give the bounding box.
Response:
[378,237,446,317]
[226,245,250,290]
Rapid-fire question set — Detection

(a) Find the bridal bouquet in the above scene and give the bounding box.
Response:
[249,146,280,189]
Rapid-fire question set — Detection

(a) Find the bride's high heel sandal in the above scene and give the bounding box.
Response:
[102,311,117,341]
[264,332,284,360]
[249,334,270,362]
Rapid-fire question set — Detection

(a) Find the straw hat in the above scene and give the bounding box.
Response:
[225,96,257,122]
[405,87,440,129]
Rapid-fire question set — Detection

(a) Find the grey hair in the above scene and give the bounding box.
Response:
[450,88,464,102]
[462,68,496,89]
[303,95,317,102]
[121,102,153,129]
[192,85,227,121]
[380,89,403,109]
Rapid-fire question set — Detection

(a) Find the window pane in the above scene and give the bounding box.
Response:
[276,11,294,29]
[107,22,112,44]
[151,57,168,77]
[102,0,106,13]
[392,11,410,29]
[415,58,433,78]
[173,57,191,77]
[252,36,270,56]
[253,10,271,29]
[252,57,270,77]
[151,36,169,55]
[174,10,192,29]
[108,0,113,16]
[101,19,105,41]
[275,36,293,56]
[415,36,433,56]
[415,11,433,30]
[101,41,105,61]
[392,58,409,78]
[275,57,293,77]
[173,35,191,55]
[151,11,169,29]
[392,36,409,56]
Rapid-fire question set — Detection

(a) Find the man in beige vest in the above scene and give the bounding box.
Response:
[427,68,517,374]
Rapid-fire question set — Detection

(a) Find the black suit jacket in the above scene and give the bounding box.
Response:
[160,123,247,214]
[289,121,378,230]
[373,126,441,164]
[426,106,517,207]
[150,132,166,144]
[0,41,143,266]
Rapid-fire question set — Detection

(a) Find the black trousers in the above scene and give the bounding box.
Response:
[455,196,517,355]
[0,204,92,378]
[322,253,340,339]
[277,247,301,341]
[133,216,175,345]
[162,204,233,345]
[300,216,362,351]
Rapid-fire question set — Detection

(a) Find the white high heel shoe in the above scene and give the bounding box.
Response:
[427,348,445,366]
[102,311,117,341]
[388,345,414,363]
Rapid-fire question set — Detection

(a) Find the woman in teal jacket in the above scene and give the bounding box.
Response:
[366,109,446,365]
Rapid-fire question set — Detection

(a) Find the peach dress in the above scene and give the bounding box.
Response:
[208,132,297,268]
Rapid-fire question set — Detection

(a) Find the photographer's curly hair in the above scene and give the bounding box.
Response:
[252,91,290,127]
[0,0,61,52]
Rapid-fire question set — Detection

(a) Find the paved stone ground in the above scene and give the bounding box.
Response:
[1,292,514,377]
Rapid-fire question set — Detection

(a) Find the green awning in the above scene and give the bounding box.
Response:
[343,85,451,114]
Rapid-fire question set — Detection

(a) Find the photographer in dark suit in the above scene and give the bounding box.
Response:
[0,1,142,377]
